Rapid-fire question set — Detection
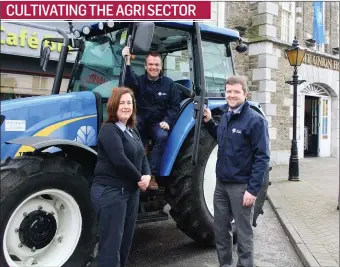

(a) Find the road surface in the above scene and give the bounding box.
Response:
[89,202,303,267]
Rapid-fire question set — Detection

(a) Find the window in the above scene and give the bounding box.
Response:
[164,50,190,81]
[1,72,68,100]
[281,2,295,43]
[322,99,329,136]
[204,2,225,28]
[70,28,128,98]
[202,40,234,97]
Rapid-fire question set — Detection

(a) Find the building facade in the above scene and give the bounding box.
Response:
[221,1,339,164]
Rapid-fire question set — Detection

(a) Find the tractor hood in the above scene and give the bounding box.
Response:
[1,91,98,159]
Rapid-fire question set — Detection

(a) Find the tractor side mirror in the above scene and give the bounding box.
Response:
[40,45,51,71]
[131,22,155,54]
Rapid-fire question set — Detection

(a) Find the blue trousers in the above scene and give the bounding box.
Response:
[90,183,139,267]
[137,115,168,176]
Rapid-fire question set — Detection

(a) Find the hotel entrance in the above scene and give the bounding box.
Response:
[301,84,332,158]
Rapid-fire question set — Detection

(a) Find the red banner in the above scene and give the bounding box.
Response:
[0,1,211,20]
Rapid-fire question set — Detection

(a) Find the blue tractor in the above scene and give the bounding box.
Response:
[0,21,269,266]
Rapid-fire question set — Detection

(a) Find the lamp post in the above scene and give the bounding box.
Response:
[285,37,306,181]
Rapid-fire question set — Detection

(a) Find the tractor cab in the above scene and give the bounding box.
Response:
[67,22,240,126]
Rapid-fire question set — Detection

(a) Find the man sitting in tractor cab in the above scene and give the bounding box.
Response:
[122,46,181,190]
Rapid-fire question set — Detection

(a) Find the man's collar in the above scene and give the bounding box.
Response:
[148,76,160,82]
[227,101,249,114]
[145,71,163,82]
[228,102,244,114]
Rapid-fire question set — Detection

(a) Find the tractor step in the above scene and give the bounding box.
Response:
[137,210,169,224]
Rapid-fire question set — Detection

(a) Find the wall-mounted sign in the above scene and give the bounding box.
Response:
[0,22,77,62]
[302,53,339,71]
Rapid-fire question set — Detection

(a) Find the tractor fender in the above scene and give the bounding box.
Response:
[5,136,98,174]
[161,99,225,176]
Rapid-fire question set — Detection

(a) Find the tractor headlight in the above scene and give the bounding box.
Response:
[82,26,91,35]
[107,21,115,28]
[98,22,104,30]
[73,30,81,38]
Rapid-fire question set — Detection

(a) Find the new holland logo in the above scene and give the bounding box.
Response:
[74,126,96,146]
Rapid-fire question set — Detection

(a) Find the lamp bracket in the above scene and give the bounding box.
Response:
[285,79,306,85]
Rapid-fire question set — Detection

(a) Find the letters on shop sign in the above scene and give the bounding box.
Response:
[302,53,339,71]
[0,25,72,53]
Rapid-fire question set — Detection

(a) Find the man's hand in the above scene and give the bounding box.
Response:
[122,46,130,58]
[203,107,212,123]
[159,121,170,131]
[138,175,151,191]
[243,190,257,207]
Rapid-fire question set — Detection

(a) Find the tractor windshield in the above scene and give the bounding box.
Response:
[69,28,128,98]
[68,24,235,99]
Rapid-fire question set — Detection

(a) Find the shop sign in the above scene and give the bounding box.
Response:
[302,53,339,71]
[1,22,76,62]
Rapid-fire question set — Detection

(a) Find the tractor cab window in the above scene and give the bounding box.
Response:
[202,41,234,97]
[129,27,191,92]
[70,28,128,98]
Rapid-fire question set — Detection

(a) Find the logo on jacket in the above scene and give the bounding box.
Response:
[232,128,242,134]
[158,92,167,96]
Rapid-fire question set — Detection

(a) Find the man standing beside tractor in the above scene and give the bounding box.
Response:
[122,46,181,190]
[203,76,270,267]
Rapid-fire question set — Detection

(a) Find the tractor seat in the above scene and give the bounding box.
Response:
[174,79,192,100]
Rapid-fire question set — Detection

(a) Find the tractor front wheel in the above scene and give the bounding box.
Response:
[0,155,96,267]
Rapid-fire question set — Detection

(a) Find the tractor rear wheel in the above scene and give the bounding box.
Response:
[166,129,236,247]
[0,155,96,267]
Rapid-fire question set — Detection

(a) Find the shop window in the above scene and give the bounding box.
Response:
[1,72,68,99]
[280,2,295,43]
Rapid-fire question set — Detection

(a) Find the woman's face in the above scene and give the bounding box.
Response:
[117,93,133,124]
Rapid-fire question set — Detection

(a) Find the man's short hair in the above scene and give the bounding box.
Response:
[145,51,162,65]
[225,75,248,94]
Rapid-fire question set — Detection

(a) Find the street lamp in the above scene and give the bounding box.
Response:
[285,37,306,181]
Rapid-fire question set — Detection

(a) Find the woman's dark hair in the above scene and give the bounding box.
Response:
[106,87,137,128]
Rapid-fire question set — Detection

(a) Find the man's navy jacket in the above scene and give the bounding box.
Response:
[124,66,180,128]
[205,101,270,196]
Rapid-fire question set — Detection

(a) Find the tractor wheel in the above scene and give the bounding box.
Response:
[166,129,236,247]
[0,155,96,267]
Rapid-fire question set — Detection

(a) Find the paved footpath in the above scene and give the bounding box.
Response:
[268,157,339,267]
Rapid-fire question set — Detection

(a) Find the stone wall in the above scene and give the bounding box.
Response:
[218,1,339,163]
[224,2,253,95]
[295,1,339,53]
[325,2,340,53]
[302,2,314,41]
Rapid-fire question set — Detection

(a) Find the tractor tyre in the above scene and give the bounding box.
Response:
[0,155,96,267]
[166,129,236,247]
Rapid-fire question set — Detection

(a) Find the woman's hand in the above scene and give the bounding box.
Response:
[138,175,151,191]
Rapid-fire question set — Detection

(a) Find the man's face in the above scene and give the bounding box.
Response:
[225,83,248,109]
[145,55,162,79]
